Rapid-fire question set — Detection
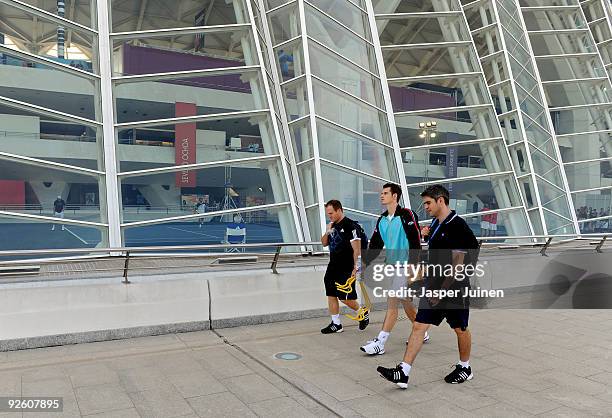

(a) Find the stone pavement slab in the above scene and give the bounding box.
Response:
[0,309,610,417]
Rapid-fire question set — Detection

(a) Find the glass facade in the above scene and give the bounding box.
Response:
[3,0,612,252]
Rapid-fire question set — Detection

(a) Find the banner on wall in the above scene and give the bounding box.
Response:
[175,102,197,187]
[445,133,458,193]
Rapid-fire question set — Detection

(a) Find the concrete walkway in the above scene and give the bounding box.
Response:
[0,310,611,417]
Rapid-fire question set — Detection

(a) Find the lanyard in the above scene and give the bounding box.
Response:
[428,219,443,241]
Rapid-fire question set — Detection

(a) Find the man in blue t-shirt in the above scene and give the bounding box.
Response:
[360,183,425,356]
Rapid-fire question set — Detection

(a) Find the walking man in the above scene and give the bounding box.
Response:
[194,198,206,228]
[377,185,479,388]
[51,195,66,231]
[360,183,426,355]
[321,200,369,334]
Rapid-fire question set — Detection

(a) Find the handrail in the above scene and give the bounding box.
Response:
[0,234,610,259]
[0,234,610,282]
[0,242,322,258]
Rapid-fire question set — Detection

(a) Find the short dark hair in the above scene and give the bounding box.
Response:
[383,183,402,202]
[420,184,450,205]
[325,199,343,211]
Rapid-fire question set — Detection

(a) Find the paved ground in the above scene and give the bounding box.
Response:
[0,309,611,417]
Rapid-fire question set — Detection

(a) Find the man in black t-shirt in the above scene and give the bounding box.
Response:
[51,195,66,231]
[320,200,369,334]
[377,185,479,388]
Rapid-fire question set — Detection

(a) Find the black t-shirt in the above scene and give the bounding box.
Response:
[328,217,360,271]
[426,210,479,290]
[54,199,65,212]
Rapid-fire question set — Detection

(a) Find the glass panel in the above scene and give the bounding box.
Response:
[389,76,490,113]
[265,0,294,9]
[536,56,606,81]
[0,50,97,120]
[557,131,610,163]
[528,209,544,234]
[289,118,313,162]
[523,117,554,149]
[282,77,310,120]
[308,40,384,107]
[110,0,248,31]
[536,176,567,207]
[297,161,318,206]
[268,1,301,45]
[0,3,96,67]
[404,142,512,184]
[312,79,391,144]
[307,0,371,39]
[111,30,258,76]
[9,0,97,28]
[395,107,502,138]
[543,210,575,234]
[0,105,102,169]
[382,44,478,78]
[320,163,385,214]
[529,32,596,56]
[122,205,296,247]
[459,209,530,238]
[550,107,612,136]
[306,205,322,239]
[542,194,573,222]
[565,160,612,190]
[0,159,103,223]
[114,70,268,124]
[378,14,470,46]
[120,158,290,223]
[407,175,525,221]
[572,189,612,229]
[529,146,560,180]
[116,115,279,171]
[0,215,103,252]
[542,80,612,108]
[316,119,398,180]
[273,38,305,81]
[304,3,377,72]
[522,9,587,32]
[343,209,379,237]
[590,20,612,44]
[373,0,461,13]
[581,1,605,22]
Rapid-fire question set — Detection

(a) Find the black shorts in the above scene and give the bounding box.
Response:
[324,267,357,300]
[416,294,469,330]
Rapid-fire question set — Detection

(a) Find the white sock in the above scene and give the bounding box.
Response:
[331,314,341,325]
[400,362,412,376]
[377,331,390,343]
[459,360,470,368]
[424,331,429,339]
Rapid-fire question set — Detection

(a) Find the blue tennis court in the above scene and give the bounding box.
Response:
[0,221,283,253]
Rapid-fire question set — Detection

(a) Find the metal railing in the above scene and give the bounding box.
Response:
[0,233,610,282]
[0,242,325,283]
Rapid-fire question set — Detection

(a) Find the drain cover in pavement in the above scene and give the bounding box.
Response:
[274,352,302,360]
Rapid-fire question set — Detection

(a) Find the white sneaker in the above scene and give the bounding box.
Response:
[360,338,385,355]
[406,332,430,344]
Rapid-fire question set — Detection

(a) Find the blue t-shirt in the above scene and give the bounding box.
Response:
[378,214,410,264]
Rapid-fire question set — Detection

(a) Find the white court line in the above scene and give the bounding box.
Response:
[64,227,89,245]
[167,226,219,239]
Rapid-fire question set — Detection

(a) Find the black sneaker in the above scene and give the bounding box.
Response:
[444,364,473,384]
[321,322,343,334]
[377,364,409,389]
[358,309,369,331]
